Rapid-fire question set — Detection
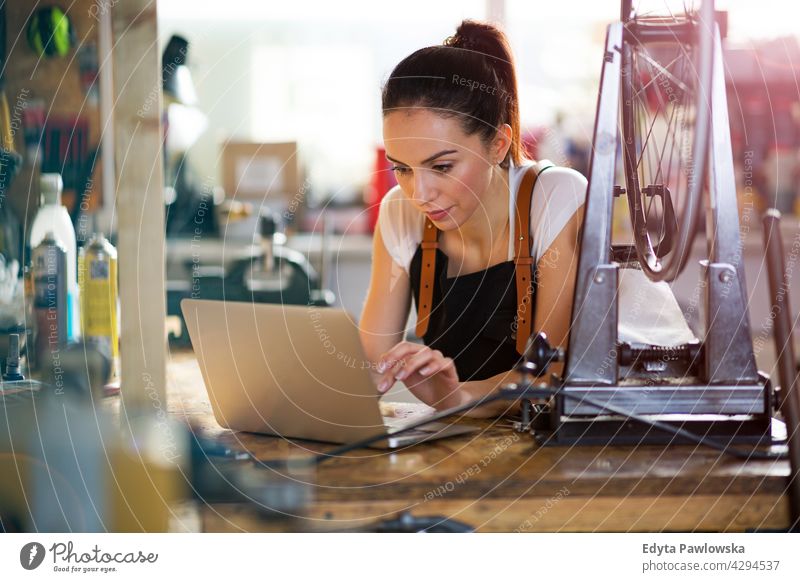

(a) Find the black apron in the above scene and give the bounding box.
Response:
[409,242,534,382]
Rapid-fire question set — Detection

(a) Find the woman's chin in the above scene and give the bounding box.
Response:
[431,216,460,230]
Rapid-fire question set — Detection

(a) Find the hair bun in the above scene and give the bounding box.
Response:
[444,32,478,51]
[443,20,500,57]
[384,18,523,168]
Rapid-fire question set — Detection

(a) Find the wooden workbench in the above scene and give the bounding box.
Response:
[161,349,791,533]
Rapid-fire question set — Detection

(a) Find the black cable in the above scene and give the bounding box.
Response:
[315,511,475,533]
[559,390,788,460]
[255,383,787,470]
[372,512,474,533]
[258,390,514,469]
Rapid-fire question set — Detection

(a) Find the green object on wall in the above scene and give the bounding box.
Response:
[27,6,75,58]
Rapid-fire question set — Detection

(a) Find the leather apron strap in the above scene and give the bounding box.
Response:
[513,163,552,353]
[414,217,439,338]
[513,166,538,354]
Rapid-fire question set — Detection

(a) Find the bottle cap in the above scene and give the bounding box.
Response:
[87,232,105,249]
[40,174,64,205]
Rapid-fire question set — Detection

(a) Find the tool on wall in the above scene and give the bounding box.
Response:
[0,3,22,191]
[0,3,24,266]
[26,5,76,58]
[41,115,90,192]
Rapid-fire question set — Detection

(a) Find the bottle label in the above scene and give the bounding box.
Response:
[79,254,119,361]
[33,243,68,354]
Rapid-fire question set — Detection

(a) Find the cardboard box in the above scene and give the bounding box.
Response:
[220,141,301,203]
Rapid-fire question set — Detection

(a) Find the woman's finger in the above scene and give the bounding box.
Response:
[402,357,460,407]
[395,348,439,380]
[376,349,420,393]
[377,342,424,373]
[419,356,456,379]
[378,363,407,393]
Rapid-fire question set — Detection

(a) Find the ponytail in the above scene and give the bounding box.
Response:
[382,19,524,168]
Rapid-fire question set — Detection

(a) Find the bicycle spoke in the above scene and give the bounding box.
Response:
[633,53,683,100]
[637,56,693,245]
[638,50,674,185]
[633,77,663,175]
[664,52,691,199]
[655,61,685,186]
[638,51,691,94]
[635,54,667,183]
[623,0,712,279]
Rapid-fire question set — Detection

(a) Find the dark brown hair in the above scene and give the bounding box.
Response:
[382,19,524,168]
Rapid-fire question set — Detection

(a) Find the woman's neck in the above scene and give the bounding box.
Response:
[454,165,511,251]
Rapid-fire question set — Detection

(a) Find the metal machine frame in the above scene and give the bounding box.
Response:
[537,21,774,446]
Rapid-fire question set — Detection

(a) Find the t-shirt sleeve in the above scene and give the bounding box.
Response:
[376,185,425,273]
[530,166,588,263]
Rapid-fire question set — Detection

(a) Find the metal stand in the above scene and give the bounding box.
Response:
[763,210,800,532]
[539,23,773,447]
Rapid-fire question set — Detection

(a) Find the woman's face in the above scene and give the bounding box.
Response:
[383,109,505,230]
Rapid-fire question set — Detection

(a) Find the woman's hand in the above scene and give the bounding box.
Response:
[376,342,463,409]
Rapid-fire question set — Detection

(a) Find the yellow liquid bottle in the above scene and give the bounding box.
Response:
[78,233,119,378]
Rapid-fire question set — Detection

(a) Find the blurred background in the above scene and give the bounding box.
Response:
[0,0,798,533]
[156,0,800,214]
[150,0,800,335]
[0,0,798,373]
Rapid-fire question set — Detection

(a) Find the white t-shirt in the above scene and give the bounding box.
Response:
[378,159,586,273]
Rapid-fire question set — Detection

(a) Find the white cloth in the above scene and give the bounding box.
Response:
[617,268,696,346]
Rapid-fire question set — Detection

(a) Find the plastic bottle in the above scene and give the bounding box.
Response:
[29,173,80,340]
[79,233,119,378]
[32,232,68,365]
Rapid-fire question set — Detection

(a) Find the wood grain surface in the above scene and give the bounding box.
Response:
[150,349,791,532]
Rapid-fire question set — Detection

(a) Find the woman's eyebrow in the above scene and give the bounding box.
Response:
[386,149,458,166]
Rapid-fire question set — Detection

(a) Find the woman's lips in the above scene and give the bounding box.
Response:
[426,206,453,221]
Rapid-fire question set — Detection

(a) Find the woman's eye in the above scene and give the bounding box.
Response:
[391,164,451,175]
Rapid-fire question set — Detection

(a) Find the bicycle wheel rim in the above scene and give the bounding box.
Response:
[620,0,714,282]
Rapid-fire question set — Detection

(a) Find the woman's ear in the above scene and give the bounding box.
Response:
[491,124,513,164]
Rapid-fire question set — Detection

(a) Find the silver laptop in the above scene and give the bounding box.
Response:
[181,299,477,449]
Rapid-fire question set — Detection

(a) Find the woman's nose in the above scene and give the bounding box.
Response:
[412,170,437,206]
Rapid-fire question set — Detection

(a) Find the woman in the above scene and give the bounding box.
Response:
[359,20,587,418]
